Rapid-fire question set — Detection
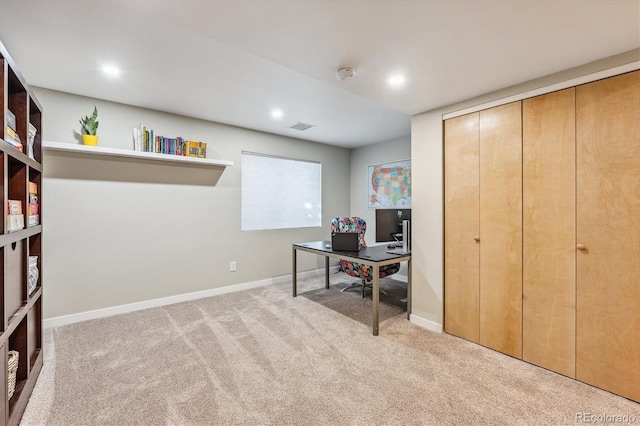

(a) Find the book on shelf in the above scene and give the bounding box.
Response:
[7,199,22,215]
[28,215,39,227]
[5,126,24,151]
[27,122,37,160]
[7,214,24,232]
[28,255,39,296]
[6,109,16,130]
[28,183,39,226]
[197,141,207,158]
[132,123,207,158]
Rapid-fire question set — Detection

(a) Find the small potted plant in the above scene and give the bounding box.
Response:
[79,106,99,146]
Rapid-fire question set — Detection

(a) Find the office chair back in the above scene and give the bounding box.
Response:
[330,216,400,297]
[330,216,366,248]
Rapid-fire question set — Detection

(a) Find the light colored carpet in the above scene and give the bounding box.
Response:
[21,272,640,425]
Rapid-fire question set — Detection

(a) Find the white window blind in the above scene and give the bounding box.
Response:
[241,151,322,231]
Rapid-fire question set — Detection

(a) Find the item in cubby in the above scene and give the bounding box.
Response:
[27,122,37,159]
[7,199,22,216]
[28,256,39,296]
[6,109,16,130]
[5,126,23,151]
[7,214,24,232]
[28,182,39,226]
[7,350,19,400]
[79,106,99,146]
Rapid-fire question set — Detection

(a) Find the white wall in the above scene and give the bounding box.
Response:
[410,49,639,331]
[37,88,352,320]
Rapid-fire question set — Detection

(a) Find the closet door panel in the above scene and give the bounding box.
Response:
[444,113,480,342]
[576,70,640,402]
[479,101,523,358]
[522,88,576,377]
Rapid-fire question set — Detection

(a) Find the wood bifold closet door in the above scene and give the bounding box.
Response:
[522,88,576,378]
[444,113,480,343]
[444,70,639,403]
[444,101,522,357]
[478,102,522,358]
[576,71,640,402]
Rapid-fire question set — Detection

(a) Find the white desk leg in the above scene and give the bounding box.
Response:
[407,258,412,320]
[372,266,380,336]
[325,256,330,289]
[292,246,297,297]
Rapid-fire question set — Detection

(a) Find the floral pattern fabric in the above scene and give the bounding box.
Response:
[330,216,400,281]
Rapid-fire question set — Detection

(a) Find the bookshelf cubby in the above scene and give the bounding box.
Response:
[0,40,43,425]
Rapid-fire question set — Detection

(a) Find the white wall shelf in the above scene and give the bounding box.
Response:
[43,140,233,167]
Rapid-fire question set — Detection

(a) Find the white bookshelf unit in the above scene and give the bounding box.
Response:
[43,140,233,167]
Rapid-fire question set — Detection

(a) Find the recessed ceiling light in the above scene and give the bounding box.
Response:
[388,74,406,87]
[271,109,284,119]
[101,64,121,77]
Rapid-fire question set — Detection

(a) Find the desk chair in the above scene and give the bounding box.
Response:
[330,216,401,298]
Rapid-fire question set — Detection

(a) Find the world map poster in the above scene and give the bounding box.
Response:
[367,159,411,208]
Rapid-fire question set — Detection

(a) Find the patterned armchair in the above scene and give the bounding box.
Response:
[330,216,401,298]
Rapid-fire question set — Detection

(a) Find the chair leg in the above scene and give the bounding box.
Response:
[361,281,388,298]
[340,282,363,293]
[341,278,387,297]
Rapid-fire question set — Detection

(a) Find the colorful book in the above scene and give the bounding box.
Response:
[7,200,22,215]
[198,142,207,158]
[188,141,199,157]
[5,127,23,151]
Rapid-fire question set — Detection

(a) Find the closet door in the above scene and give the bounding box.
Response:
[479,101,522,358]
[522,88,576,377]
[444,113,480,343]
[576,70,640,402]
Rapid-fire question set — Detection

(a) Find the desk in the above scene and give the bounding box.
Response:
[292,241,411,336]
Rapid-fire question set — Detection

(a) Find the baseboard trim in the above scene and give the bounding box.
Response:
[44,266,339,329]
[409,314,443,333]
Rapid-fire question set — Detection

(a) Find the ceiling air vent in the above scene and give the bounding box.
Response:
[288,122,315,131]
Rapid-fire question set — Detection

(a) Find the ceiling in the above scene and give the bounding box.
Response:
[0,0,638,148]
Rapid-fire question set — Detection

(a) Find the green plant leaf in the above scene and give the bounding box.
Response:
[79,106,99,135]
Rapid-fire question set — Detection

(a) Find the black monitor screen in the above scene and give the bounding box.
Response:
[375,209,411,242]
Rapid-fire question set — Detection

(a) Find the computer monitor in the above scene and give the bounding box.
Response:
[375,209,411,243]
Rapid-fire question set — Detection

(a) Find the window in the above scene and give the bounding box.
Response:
[241,151,322,231]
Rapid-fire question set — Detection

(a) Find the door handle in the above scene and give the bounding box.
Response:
[473,236,480,242]
[576,243,586,250]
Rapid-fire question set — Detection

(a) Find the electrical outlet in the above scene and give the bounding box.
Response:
[229,261,237,272]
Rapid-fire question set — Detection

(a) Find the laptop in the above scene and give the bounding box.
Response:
[331,232,361,252]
